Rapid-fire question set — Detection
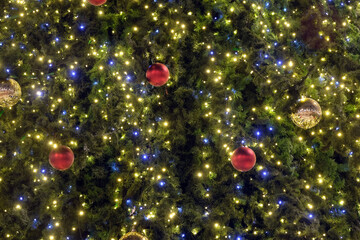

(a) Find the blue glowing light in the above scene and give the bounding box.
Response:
[41,169,45,173]
[203,138,209,143]
[32,219,38,229]
[236,184,242,190]
[308,213,314,219]
[269,127,273,131]
[159,181,165,186]
[278,200,283,205]
[55,37,59,42]
[62,111,67,115]
[142,154,148,160]
[256,131,260,136]
[111,163,119,172]
[79,24,85,30]
[19,197,23,201]
[178,207,183,213]
[264,54,268,58]
[277,61,282,65]
[133,131,139,136]
[126,199,132,205]
[262,170,269,177]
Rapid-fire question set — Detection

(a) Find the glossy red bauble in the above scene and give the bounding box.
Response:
[146,63,169,87]
[87,0,107,6]
[49,146,74,171]
[231,146,256,172]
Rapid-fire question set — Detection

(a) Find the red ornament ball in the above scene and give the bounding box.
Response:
[87,0,107,6]
[49,146,74,171]
[146,63,169,87]
[231,146,256,172]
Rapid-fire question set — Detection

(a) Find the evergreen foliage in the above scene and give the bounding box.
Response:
[0,0,360,239]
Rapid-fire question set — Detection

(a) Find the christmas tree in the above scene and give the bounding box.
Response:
[0,0,360,239]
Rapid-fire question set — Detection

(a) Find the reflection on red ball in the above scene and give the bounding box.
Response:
[87,0,107,6]
[49,146,74,171]
[231,146,256,172]
[146,63,169,87]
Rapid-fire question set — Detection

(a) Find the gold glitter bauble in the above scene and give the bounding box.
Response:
[291,98,322,129]
[119,232,148,240]
[0,79,21,108]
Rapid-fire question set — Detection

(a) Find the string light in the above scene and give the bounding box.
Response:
[0,0,358,239]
